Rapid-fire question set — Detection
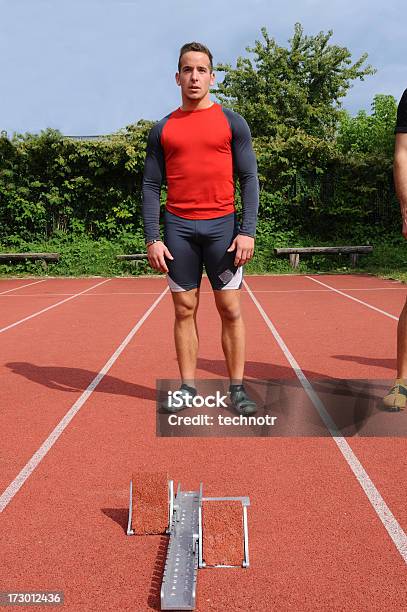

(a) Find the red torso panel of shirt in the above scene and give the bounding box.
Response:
[160,103,235,219]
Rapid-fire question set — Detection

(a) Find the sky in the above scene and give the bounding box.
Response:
[0,0,406,136]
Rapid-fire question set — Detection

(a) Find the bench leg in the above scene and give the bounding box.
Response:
[289,253,299,269]
[41,260,48,271]
[350,253,358,267]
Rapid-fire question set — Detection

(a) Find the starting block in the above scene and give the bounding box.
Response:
[126,475,250,611]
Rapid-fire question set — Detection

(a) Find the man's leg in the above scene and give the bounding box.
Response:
[200,212,257,414]
[397,297,407,378]
[162,210,203,412]
[213,289,245,384]
[214,288,257,415]
[172,288,200,386]
[383,296,407,410]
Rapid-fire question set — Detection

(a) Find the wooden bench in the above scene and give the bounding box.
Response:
[0,252,60,270]
[274,246,373,269]
[116,253,149,271]
[116,254,148,261]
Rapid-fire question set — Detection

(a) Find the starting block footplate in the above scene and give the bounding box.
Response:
[160,489,199,611]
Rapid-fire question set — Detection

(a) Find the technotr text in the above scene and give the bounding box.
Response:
[167,414,278,426]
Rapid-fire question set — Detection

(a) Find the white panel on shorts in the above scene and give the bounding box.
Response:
[221,266,243,290]
[167,274,187,292]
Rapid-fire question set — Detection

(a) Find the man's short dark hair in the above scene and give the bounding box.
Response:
[178,42,213,72]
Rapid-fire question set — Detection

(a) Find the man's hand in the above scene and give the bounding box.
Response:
[146,241,174,273]
[227,234,255,267]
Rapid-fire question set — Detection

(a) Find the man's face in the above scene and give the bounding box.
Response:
[176,51,215,101]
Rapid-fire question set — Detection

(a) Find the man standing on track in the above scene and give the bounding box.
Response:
[142,42,259,415]
[383,88,407,410]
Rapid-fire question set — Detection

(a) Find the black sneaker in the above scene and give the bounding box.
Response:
[162,384,197,413]
[229,385,258,415]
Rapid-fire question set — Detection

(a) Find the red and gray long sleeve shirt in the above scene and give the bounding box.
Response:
[142,103,259,242]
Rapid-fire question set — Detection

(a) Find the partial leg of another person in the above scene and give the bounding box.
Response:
[383,126,407,409]
[383,297,407,410]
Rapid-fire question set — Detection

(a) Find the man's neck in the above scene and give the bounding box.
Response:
[180,96,214,112]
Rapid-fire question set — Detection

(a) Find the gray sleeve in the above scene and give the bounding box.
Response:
[141,117,168,242]
[222,108,259,237]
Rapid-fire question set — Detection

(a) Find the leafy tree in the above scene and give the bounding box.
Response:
[337,94,397,157]
[214,24,375,140]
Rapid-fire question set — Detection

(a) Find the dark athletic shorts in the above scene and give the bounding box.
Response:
[164,210,243,292]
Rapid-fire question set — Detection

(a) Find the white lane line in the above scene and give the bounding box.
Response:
[244,287,406,293]
[0,286,169,512]
[0,279,47,295]
[1,287,406,297]
[243,279,407,564]
[0,292,166,297]
[346,287,406,291]
[0,280,111,334]
[305,276,400,321]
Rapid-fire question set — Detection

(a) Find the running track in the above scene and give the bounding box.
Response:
[0,274,406,611]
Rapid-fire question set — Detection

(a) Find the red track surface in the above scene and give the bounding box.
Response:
[1,274,406,611]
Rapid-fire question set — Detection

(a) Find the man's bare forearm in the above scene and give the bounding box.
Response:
[394,135,407,226]
[394,155,407,223]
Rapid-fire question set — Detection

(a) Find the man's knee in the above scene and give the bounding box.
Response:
[174,303,195,320]
[217,301,241,322]
[173,293,199,321]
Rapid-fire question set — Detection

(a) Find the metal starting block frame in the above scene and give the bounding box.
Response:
[126,479,250,611]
